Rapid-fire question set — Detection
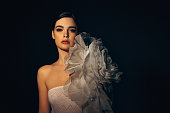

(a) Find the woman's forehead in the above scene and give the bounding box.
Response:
[55,17,76,27]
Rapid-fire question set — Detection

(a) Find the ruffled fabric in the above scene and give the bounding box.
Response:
[63,32,123,113]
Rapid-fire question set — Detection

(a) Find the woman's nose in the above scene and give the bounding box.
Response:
[64,30,69,38]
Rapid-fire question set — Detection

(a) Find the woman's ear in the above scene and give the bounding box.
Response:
[52,30,55,39]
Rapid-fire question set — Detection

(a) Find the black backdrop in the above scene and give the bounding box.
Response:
[2,0,170,113]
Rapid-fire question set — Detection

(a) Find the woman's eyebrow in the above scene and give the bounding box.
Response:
[56,25,63,28]
[55,25,77,29]
[69,26,77,29]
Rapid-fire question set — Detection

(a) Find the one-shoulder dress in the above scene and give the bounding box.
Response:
[48,86,82,113]
[48,32,123,113]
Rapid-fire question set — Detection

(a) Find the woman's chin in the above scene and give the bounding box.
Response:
[58,46,70,52]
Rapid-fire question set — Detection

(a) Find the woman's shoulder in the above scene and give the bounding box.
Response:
[37,65,54,81]
[37,62,61,77]
[38,65,53,73]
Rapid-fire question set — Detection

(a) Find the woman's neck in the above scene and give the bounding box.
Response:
[57,48,69,66]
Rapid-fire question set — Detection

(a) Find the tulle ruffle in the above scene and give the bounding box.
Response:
[63,32,123,113]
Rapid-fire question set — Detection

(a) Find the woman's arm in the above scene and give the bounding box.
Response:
[37,66,50,113]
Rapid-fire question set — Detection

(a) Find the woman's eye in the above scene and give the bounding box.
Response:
[56,29,63,32]
[70,29,76,33]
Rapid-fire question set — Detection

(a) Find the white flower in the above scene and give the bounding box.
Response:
[63,32,123,113]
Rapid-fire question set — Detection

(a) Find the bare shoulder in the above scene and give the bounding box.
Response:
[37,65,53,81]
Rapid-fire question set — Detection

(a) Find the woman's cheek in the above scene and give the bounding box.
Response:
[70,37,76,47]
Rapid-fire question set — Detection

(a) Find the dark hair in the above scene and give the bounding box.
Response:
[51,12,78,32]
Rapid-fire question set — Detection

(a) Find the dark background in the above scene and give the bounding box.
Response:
[2,0,170,113]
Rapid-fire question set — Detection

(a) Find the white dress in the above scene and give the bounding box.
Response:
[48,32,123,113]
[48,86,82,113]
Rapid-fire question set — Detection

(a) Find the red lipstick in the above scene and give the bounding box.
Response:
[61,40,70,44]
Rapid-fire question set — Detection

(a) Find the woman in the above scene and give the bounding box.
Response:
[37,12,122,113]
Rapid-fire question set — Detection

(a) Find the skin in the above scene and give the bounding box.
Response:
[37,17,77,113]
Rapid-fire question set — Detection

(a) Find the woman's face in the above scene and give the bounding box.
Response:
[52,17,77,52]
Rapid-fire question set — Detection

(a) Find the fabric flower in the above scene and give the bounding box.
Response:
[63,32,123,113]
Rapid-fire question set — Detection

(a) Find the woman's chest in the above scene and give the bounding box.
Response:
[46,70,70,90]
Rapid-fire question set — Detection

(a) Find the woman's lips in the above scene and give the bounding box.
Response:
[61,40,70,44]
